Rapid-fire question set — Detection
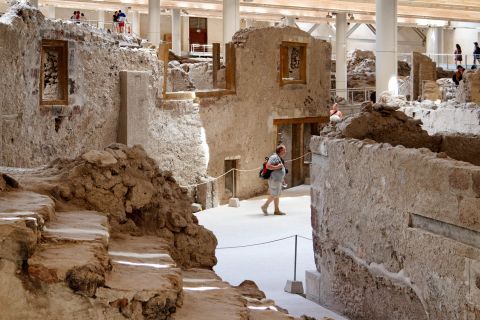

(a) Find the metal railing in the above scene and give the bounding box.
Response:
[424,53,479,71]
[66,19,135,36]
[330,87,375,104]
[190,44,214,57]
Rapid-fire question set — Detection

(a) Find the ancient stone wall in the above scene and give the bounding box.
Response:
[411,52,436,100]
[197,27,331,201]
[466,69,480,104]
[309,105,480,319]
[401,104,480,136]
[0,4,161,168]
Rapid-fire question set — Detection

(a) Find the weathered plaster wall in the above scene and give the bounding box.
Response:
[309,107,480,319]
[0,5,161,168]
[197,27,331,201]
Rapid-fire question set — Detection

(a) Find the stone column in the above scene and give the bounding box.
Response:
[97,10,105,29]
[336,12,347,99]
[45,5,55,19]
[171,8,181,55]
[426,27,444,65]
[148,0,161,46]
[223,0,240,44]
[376,0,398,97]
[119,71,152,146]
[131,10,140,36]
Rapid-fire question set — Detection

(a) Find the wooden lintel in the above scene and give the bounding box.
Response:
[196,89,236,99]
[273,116,329,125]
[164,91,196,100]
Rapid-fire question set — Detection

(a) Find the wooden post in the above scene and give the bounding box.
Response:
[212,43,220,88]
[158,44,169,99]
[225,43,236,92]
[299,122,305,184]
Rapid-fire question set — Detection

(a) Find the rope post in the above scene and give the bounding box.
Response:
[228,168,240,208]
[284,234,304,294]
[294,234,297,281]
[232,169,236,198]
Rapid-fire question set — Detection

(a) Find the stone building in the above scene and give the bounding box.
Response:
[1,1,480,319]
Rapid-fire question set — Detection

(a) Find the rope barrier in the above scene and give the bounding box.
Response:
[216,234,312,250]
[217,235,294,249]
[297,235,313,241]
[179,152,312,188]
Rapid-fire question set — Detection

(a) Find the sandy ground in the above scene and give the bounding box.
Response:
[196,185,347,320]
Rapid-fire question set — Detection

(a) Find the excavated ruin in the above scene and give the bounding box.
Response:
[309,103,480,319]
[0,144,313,319]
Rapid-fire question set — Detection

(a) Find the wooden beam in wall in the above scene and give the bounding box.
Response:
[212,43,220,89]
[273,116,329,125]
[225,43,236,92]
[157,44,169,99]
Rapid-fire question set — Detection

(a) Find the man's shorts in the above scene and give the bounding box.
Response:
[268,179,282,197]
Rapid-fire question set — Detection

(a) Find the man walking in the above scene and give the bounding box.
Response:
[261,144,287,216]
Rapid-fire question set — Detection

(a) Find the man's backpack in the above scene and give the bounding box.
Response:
[259,157,272,180]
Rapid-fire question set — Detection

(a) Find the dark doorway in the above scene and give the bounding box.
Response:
[224,159,238,197]
[189,17,208,46]
[291,124,304,187]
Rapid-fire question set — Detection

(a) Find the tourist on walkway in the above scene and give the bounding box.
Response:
[117,10,126,33]
[113,11,118,32]
[330,103,343,122]
[261,145,287,216]
[454,44,462,65]
[452,65,464,86]
[474,42,480,66]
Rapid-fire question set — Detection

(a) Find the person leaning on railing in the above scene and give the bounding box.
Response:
[452,65,465,86]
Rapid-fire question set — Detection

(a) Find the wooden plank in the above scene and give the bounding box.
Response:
[273,116,329,125]
[279,44,289,86]
[158,44,169,99]
[196,89,236,98]
[225,43,236,92]
[299,122,304,185]
[212,43,220,88]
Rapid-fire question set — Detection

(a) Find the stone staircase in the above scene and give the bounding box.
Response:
[0,185,304,319]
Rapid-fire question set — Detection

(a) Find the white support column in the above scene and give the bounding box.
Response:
[335,12,347,99]
[131,10,140,36]
[223,0,240,44]
[376,0,398,97]
[45,5,56,19]
[285,16,296,27]
[426,27,444,65]
[171,8,181,55]
[148,0,161,46]
[97,10,105,30]
[30,0,38,8]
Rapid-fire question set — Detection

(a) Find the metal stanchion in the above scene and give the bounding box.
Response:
[284,235,304,294]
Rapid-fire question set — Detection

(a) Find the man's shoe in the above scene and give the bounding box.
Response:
[261,204,268,215]
[274,211,286,216]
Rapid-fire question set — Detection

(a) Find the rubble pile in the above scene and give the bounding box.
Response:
[11,144,217,269]
[324,99,480,166]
